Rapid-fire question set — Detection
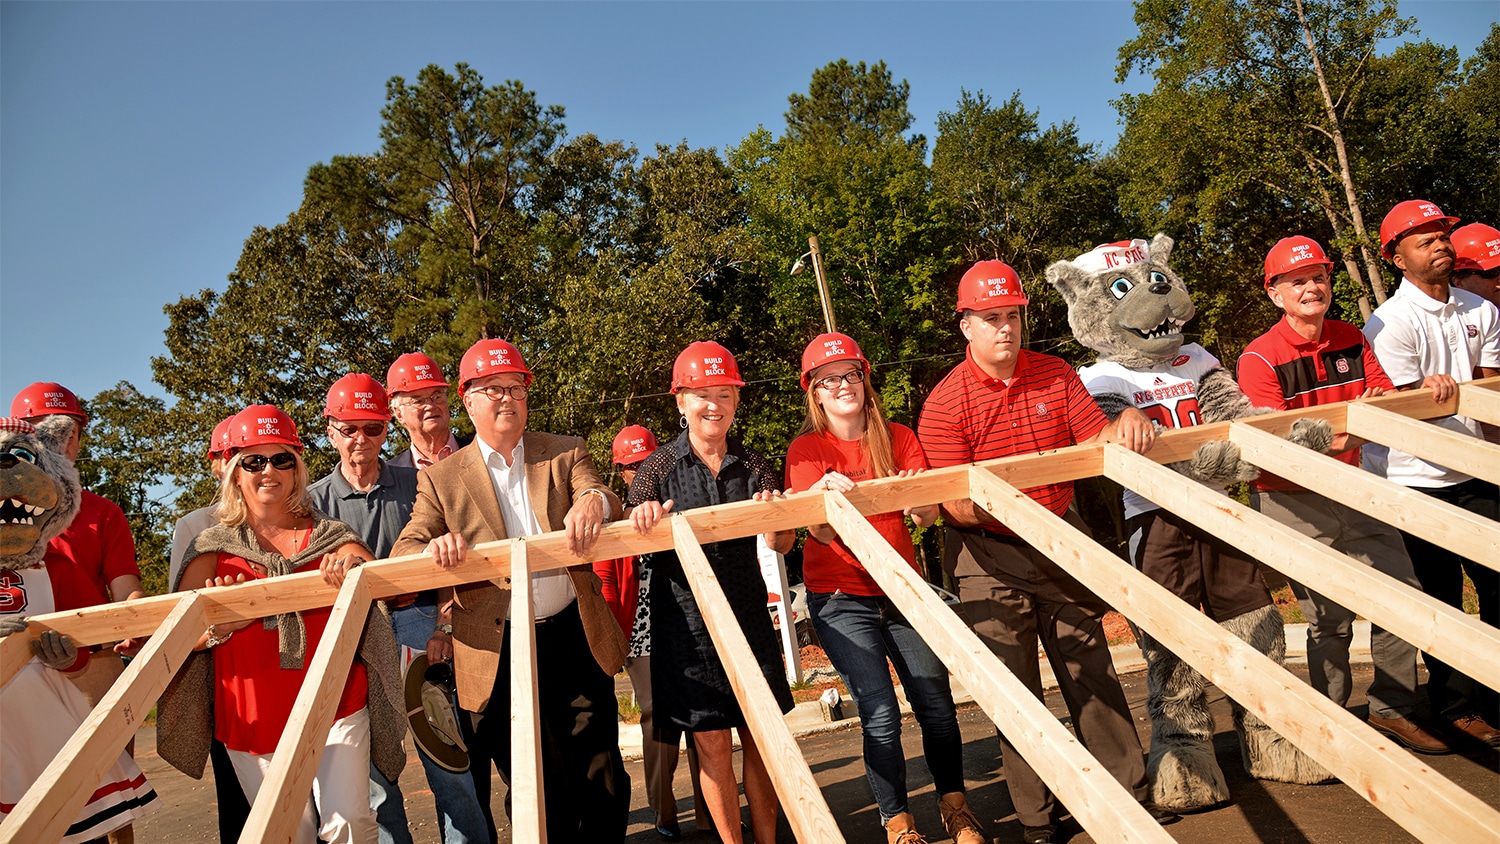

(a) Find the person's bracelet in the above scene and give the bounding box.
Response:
[436,623,453,635]
[205,625,234,648]
[580,487,610,519]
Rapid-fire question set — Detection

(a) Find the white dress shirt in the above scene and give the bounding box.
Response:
[476,436,578,619]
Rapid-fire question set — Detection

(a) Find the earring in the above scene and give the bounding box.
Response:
[679,414,688,430]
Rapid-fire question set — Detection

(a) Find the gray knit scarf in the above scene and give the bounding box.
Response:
[180,518,362,669]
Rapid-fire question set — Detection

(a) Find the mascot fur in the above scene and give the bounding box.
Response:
[0,416,160,840]
[1047,236,1333,811]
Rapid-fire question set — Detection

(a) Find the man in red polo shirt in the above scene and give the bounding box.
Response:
[10,381,145,844]
[918,261,1174,844]
[1238,236,1448,755]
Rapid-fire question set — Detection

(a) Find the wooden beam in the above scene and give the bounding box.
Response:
[823,493,1173,844]
[1346,402,1500,486]
[1076,449,1500,843]
[508,541,547,843]
[1459,381,1500,426]
[239,567,373,844]
[0,593,206,844]
[1229,423,1500,570]
[10,380,1491,664]
[670,517,844,843]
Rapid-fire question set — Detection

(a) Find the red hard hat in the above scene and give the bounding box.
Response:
[612,425,659,466]
[1452,223,1500,272]
[671,341,745,393]
[1263,236,1333,288]
[385,352,448,395]
[324,373,391,421]
[207,414,236,458]
[1380,199,1459,258]
[956,260,1029,312]
[10,382,88,425]
[458,338,533,394]
[800,332,871,390]
[227,404,302,453]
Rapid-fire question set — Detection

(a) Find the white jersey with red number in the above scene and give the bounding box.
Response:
[1079,343,1221,518]
[0,565,161,841]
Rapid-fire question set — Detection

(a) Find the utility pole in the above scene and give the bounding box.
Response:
[792,236,837,333]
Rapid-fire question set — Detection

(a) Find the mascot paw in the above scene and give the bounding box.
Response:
[1286,418,1334,453]
[1238,725,1335,784]
[33,629,79,670]
[1148,742,1232,811]
[1188,441,1260,484]
[0,615,28,637]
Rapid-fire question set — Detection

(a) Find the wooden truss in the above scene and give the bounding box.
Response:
[2,379,1498,843]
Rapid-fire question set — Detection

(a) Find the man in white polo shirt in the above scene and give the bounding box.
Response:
[1363,198,1500,747]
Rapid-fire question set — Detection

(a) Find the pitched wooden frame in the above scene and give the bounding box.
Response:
[3,377,1497,843]
[239,566,372,843]
[670,517,845,843]
[822,493,1174,843]
[1457,380,1500,425]
[1345,402,1500,486]
[971,461,1500,844]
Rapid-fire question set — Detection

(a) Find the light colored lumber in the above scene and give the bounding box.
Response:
[0,593,206,844]
[9,380,1487,663]
[240,567,373,844]
[1459,381,1500,426]
[670,517,845,844]
[1346,402,1500,486]
[823,493,1173,844]
[1078,449,1500,843]
[1230,423,1500,570]
[508,541,547,842]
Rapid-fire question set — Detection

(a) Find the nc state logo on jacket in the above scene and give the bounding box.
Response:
[1335,359,1349,374]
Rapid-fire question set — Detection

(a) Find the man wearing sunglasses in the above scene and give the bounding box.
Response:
[1451,223,1500,310]
[309,373,486,844]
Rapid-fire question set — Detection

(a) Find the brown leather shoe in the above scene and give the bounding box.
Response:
[1450,713,1500,747]
[1368,714,1451,754]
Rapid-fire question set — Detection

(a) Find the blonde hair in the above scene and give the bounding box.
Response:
[215,446,314,526]
[797,371,897,479]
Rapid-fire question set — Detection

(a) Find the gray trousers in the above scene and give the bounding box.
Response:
[945,515,1148,827]
[1253,489,1421,719]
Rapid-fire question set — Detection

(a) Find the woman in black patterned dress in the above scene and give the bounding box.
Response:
[627,341,795,844]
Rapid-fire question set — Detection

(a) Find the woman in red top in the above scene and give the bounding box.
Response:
[178,405,379,844]
[785,333,986,844]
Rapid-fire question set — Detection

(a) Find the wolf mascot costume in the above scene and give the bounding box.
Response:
[1048,236,1333,811]
[0,416,161,840]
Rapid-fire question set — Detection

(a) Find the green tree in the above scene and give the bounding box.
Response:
[77,383,173,595]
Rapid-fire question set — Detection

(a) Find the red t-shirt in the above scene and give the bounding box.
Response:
[918,348,1108,537]
[1237,317,1395,492]
[43,490,140,610]
[212,552,368,754]
[786,424,928,595]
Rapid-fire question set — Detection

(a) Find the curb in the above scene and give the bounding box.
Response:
[617,620,1375,757]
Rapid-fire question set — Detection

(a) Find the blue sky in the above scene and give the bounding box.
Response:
[2,1,1494,407]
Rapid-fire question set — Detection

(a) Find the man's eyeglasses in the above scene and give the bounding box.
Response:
[330,422,388,439]
[397,392,448,408]
[469,384,528,402]
[812,370,865,391]
[239,452,298,473]
[1456,267,1500,280]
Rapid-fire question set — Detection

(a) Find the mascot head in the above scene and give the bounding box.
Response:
[0,417,82,569]
[1046,234,1195,368]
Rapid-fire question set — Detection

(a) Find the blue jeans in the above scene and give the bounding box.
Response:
[808,590,965,823]
[389,600,491,844]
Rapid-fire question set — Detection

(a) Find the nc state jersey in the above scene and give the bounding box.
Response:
[1079,344,1222,517]
[0,564,57,617]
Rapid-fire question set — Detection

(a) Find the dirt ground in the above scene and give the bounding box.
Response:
[130,663,1498,843]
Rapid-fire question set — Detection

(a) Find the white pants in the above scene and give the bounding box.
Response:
[228,707,378,844]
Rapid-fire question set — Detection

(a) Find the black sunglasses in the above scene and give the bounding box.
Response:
[1456,267,1500,280]
[331,422,387,438]
[239,452,298,473]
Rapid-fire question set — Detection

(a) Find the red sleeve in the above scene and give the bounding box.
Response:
[1063,368,1109,442]
[1236,342,1290,411]
[892,424,929,471]
[591,557,632,634]
[1362,339,1395,391]
[785,435,828,493]
[97,498,141,583]
[917,379,973,469]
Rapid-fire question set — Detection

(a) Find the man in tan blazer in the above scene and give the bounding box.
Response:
[392,338,629,843]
